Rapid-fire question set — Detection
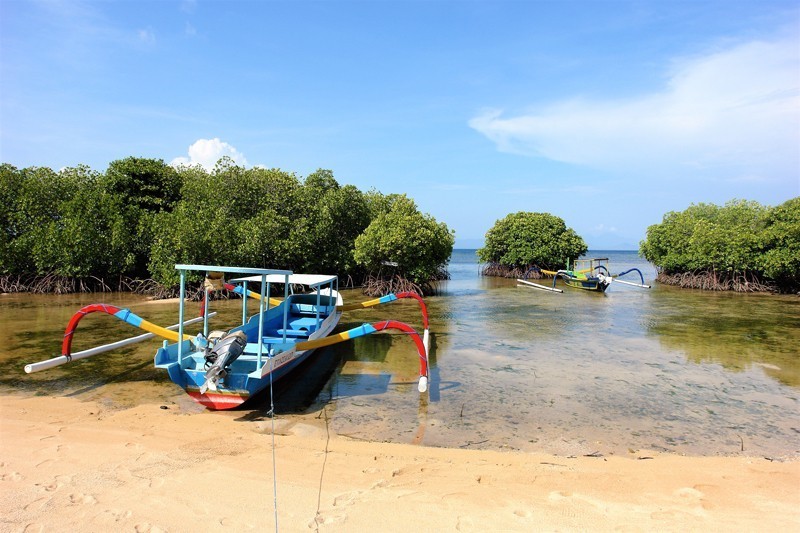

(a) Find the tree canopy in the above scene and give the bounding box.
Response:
[640,198,799,292]
[477,212,587,273]
[354,194,455,289]
[0,159,453,295]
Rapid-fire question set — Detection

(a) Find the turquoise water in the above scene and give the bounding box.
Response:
[1,251,798,458]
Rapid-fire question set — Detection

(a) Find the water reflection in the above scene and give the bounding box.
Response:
[644,286,800,387]
[236,345,344,420]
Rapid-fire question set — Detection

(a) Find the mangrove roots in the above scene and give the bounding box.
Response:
[656,270,774,293]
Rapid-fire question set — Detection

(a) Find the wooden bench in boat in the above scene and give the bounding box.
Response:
[261,336,301,343]
[287,316,323,332]
[276,328,308,337]
[236,338,299,360]
[289,293,336,316]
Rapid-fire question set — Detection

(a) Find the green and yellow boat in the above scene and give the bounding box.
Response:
[518,258,650,293]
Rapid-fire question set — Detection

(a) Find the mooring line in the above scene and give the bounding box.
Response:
[269,354,278,532]
[313,403,331,533]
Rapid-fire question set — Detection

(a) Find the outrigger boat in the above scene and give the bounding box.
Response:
[517,258,650,293]
[25,264,430,410]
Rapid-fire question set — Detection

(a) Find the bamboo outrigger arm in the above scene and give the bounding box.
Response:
[292,319,430,393]
[614,267,650,288]
[25,311,214,374]
[336,292,430,355]
[60,304,196,357]
[516,278,563,293]
[218,276,431,357]
[518,266,564,293]
[222,282,283,307]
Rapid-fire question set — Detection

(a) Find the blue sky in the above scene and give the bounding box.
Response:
[2,0,798,249]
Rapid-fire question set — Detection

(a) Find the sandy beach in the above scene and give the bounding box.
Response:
[1,394,798,532]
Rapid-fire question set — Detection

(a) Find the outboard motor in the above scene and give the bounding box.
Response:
[200,331,247,394]
[202,330,228,360]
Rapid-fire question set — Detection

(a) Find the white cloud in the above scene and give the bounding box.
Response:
[171,138,248,171]
[181,0,197,14]
[500,184,603,195]
[469,37,800,182]
[591,224,618,234]
[137,28,156,45]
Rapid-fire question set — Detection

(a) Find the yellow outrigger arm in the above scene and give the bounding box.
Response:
[223,284,432,354]
[292,319,429,392]
[222,282,283,307]
[220,275,431,355]
[336,292,430,355]
[539,267,591,276]
[24,305,215,374]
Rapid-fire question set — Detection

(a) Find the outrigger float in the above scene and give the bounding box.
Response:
[517,258,651,294]
[25,265,430,410]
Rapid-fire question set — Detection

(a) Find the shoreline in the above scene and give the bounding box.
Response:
[2,393,798,532]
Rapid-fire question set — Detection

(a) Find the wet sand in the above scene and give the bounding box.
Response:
[2,394,798,532]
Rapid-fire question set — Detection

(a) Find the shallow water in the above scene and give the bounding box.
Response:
[2,251,799,458]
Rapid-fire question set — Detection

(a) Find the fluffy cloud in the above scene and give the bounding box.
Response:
[137,28,156,45]
[171,138,248,171]
[469,37,800,182]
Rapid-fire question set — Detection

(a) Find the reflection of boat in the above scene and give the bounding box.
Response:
[518,258,650,293]
[25,265,430,410]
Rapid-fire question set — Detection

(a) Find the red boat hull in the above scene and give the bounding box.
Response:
[186,389,250,410]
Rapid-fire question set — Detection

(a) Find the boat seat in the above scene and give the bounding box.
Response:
[290,303,334,316]
[261,336,300,346]
[276,328,308,337]
[288,317,323,332]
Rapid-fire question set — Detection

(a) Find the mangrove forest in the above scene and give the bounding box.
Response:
[640,198,799,293]
[477,211,588,278]
[0,158,454,296]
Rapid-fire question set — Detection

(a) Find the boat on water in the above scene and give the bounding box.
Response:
[25,264,430,410]
[517,258,651,293]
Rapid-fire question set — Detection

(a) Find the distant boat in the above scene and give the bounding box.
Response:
[518,258,650,293]
[25,264,430,410]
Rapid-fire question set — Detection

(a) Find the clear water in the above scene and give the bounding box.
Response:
[2,251,798,458]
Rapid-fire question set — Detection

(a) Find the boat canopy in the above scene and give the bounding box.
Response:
[231,273,337,288]
[175,264,293,277]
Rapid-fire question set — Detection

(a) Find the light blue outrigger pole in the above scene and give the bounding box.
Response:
[256,275,267,369]
[178,268,186,367]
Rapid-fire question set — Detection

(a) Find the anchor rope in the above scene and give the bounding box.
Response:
[313,403,331,532]
[268,349,279,531]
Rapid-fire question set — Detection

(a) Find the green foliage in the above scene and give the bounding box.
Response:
[34,169,132,277]
[0,164,132,278]
[640,200,769,273]
[0,164,23,273]
[757,197,800,285]
[104,157,181,212]
[148,162,297,286]
[297,183,371,275]
[148,165,373,287]
[2,165,66,274]
[353,195,454,285]
[363,189,403,219]
[477,212,587,270]
[103,157,182,277]
[640,198,800,291]
[1,157,450,292]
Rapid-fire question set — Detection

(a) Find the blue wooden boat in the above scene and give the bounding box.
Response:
[25,264,430,410]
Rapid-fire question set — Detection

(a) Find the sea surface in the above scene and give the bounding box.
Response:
[2,250,798,458]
